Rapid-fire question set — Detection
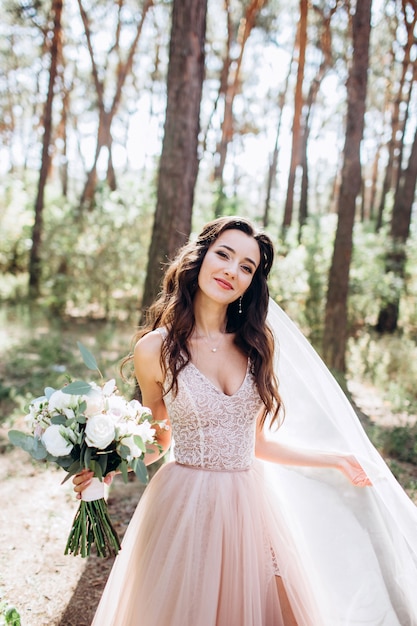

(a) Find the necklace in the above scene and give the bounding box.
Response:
[195,330,225,353]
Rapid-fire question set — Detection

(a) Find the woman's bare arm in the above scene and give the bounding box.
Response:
[255,414,371,487]
[73,330,171,497]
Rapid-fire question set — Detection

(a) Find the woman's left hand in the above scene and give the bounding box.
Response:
[338,454,372,487]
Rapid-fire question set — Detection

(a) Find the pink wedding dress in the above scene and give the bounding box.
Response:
[92,300,417,625]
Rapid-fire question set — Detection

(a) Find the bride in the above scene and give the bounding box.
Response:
[74,216,417,625]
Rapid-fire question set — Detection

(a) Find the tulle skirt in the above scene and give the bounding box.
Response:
[91,460,325,626]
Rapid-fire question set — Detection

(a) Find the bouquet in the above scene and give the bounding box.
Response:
[8,342,165,558]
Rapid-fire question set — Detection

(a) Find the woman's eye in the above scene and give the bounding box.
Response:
[241,265,253,274]
[216,250,228,259]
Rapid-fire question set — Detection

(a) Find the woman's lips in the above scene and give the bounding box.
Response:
[214,277,233,290]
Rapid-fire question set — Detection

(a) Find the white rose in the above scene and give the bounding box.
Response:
[42,424,74,457]
[83,386,104,417]
[48,389,79,418]
[106,395,129,422]
[85,413,115,449]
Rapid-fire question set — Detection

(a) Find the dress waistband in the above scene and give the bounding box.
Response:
[175,461,251,473]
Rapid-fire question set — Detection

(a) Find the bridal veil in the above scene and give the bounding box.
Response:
[264,297,417,625]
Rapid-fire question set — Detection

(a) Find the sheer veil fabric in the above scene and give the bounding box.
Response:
[265,298,417,624]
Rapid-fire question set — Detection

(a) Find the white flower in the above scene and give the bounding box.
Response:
[102,379,116,396]
[83,386,104,417]
[118,433,143,461]
[106,395,130,422]
[128,400,152,420]
[25,396,49,429]
[85,413,115,449]
[135,420,156,443]
[48,389,79,419]
[42,424,74,457]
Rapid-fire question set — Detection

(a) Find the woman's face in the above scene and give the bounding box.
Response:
[197,229,261,307]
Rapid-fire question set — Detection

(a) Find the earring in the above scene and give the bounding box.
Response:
[238,296,243,314]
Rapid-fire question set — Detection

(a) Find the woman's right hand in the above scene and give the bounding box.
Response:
[72,468,94,500]
[72,469,116,499]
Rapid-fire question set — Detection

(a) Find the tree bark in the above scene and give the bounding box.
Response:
[376,6,416,230]
[213,0,267,217]
[298,2,338,237]
[281,0,308,233]
[141,0,208,312]
[78,0,153,208]
[376,115,417,332]
[28,0,63,298]
[323,0,372,373]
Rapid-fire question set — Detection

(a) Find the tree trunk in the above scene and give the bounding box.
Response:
[298,2,338,237]
[376,6,416,230]
[213,0,267,217]
[323,0,372,373]
[78,0,153,208]
[263,62,291,228]
[141,0,208,312]
[28,0,63,298]
[281,0,308,233]
[376,119,417,332]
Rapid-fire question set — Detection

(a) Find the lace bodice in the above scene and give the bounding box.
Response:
[163,361,263,470]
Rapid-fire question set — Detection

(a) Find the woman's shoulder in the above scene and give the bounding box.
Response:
[134,328,166,359]
[134,329,167,384]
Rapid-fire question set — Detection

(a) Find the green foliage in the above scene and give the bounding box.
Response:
[0,176,155,318]
[348,330,417,413]
[269,215,336,349]
[382,424,417,465]
[0,600,21,626]
[0,313,134,428]
[40,180,154,318]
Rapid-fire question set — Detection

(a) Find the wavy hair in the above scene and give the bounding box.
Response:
[129,217,283,428]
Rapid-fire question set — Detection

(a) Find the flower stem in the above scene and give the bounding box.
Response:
[64,499,121,558]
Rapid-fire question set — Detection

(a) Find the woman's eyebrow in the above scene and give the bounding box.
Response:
[218,244,257,268]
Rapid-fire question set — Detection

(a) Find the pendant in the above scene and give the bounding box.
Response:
[212,348,217,353]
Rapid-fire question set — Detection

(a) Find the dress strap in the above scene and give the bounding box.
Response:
[156,327,168,339]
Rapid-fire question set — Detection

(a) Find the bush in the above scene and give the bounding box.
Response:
[382,424,417,465]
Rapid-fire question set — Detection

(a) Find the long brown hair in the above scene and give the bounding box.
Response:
[129,217,283,428]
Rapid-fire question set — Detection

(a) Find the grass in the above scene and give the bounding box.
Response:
[0,305,137,437]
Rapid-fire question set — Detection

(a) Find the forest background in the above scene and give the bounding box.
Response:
[1,0,417,624]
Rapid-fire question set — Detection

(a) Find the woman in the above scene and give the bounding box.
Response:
[74,217,417,625]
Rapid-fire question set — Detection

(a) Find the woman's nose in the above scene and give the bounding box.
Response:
[224,262,237,277]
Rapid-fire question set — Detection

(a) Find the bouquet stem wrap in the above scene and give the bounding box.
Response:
[64,478,121,558]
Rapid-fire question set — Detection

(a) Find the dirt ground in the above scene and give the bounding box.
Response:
[0,380,416,626]
[0,439,145,626]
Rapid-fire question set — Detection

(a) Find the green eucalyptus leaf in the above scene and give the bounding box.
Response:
[97,453,107,476]
[32,438,48,460]
[133,435,146,453]
[134,458,149,484]
[84,445,93,467]
[54,455,75,469]
[118,444,131,460]
[61,460,83,483]
[51,415,66,425]
[44,387,56,399]
[77,341,100,372]
[61,381,92,395]
[8,430,32,450]
[120,459,129,483]
[91,459,103,480]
